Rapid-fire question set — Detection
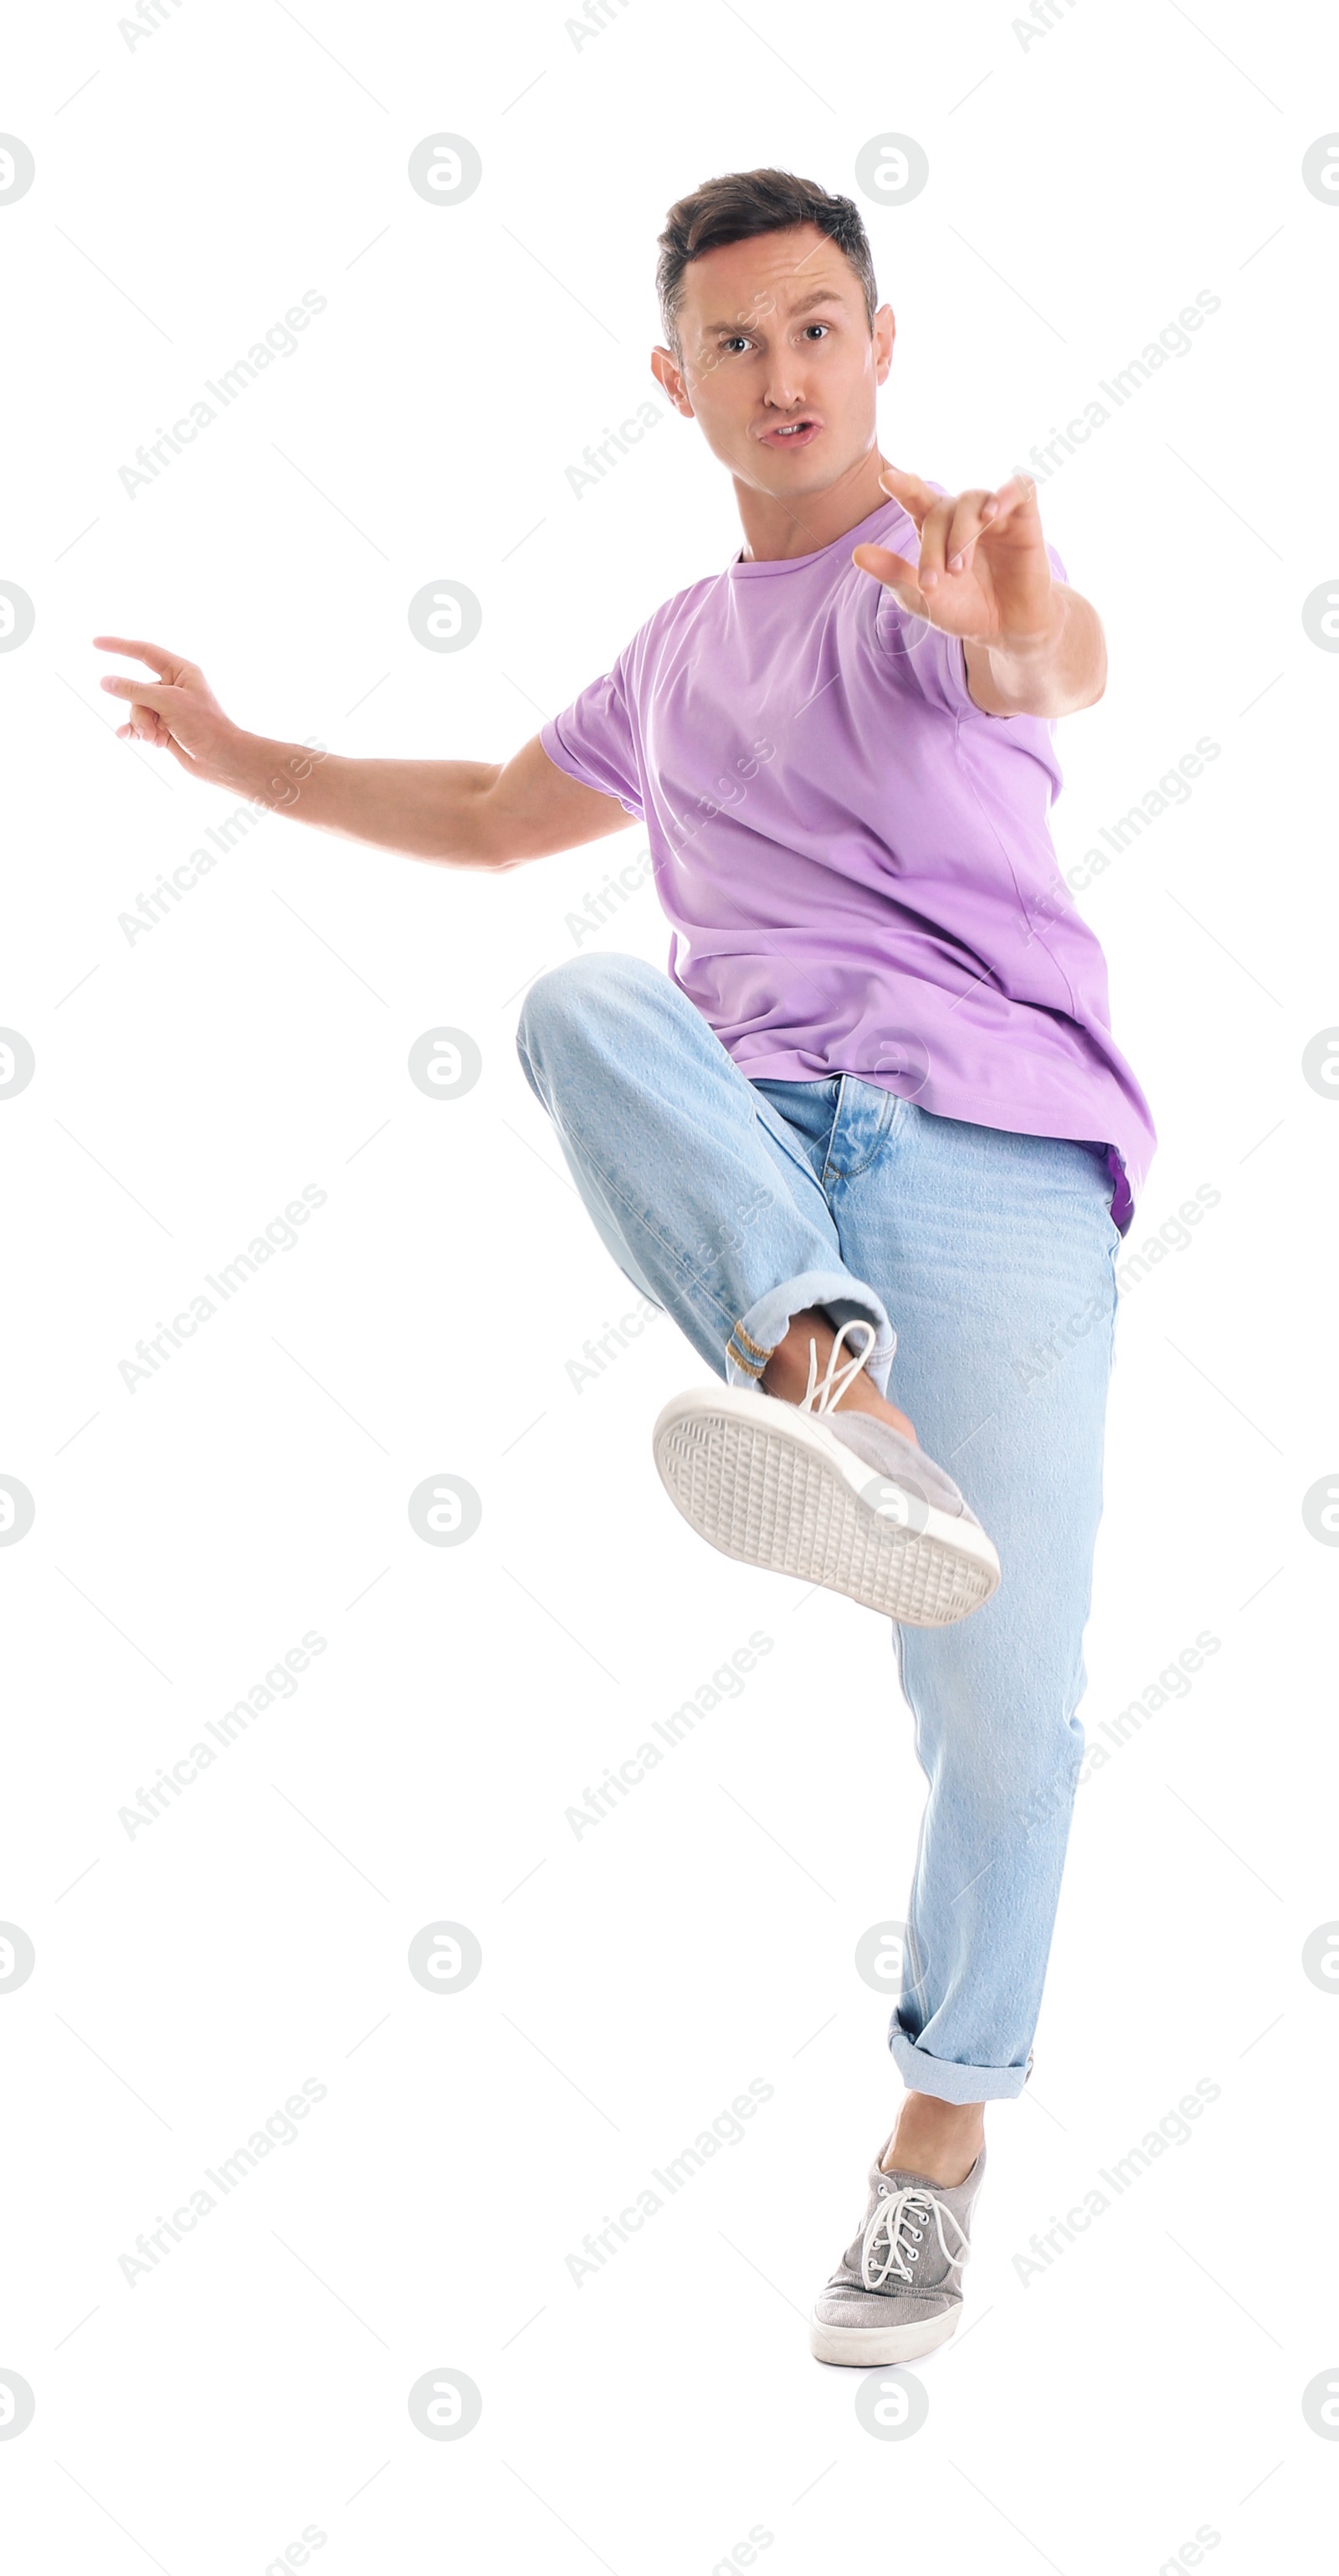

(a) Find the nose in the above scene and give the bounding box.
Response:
[761,348,808,414]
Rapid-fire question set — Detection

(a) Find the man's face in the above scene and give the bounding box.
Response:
[652,224,893,501]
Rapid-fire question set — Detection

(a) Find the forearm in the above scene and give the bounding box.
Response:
[218,732,505,865]
[967,585,1106,719]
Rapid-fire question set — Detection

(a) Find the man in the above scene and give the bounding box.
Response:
[96,166,1155,2368]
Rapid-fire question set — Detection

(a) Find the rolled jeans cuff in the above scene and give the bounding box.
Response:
[888,2018,1034,2105]
[726,1268,895,1393]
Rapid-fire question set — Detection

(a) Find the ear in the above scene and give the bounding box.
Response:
[650,344,694,418]
[873,303,895,386]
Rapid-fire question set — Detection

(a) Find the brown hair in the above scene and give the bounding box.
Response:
[655,167,878,359]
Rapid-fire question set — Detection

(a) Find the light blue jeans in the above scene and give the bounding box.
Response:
[517,954,1121,2104]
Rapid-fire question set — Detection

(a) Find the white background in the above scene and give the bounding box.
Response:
[3,1,1337,2568]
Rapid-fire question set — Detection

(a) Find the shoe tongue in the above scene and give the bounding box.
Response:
[844,2159,950,2275]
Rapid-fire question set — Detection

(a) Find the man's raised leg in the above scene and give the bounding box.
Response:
[517,954,1001,1626]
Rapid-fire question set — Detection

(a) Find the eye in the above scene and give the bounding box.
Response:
[721,336,752,355]
[802,323,830,341]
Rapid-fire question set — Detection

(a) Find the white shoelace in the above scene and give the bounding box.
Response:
[798,1316,880,1416]
[860,2182,972,2291]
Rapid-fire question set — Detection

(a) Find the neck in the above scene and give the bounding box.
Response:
[731,443,890,563]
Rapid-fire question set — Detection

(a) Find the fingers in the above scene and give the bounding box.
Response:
[917,491,1001,589]
[92,635,198,681]
[873,472,1038,567]
[852,540,923,606]
[982,472,1038,522]
[874,472,1021,588]
[947,491,1002,568]
[875,462,936,527]
[99,675,177,712]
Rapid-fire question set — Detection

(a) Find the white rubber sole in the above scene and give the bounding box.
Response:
[651,1385,1000,1627]
[808,2303,961,2367]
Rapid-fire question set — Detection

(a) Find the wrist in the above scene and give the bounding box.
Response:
[223,729,321,811]
[977,594,1065,666]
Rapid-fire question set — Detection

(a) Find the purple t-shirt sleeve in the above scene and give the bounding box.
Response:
[541,656,645,820]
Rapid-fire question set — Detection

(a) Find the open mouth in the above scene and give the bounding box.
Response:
[759,419,821,448]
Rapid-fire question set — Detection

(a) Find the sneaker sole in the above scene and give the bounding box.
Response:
[651,1386,999,1627]
[808,2303,961,2366]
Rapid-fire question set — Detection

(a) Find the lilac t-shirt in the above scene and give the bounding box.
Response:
[540,490,1155,1229]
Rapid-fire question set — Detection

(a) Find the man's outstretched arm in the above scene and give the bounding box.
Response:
[93,637,633,867]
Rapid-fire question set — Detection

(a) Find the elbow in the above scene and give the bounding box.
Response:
[459,769,518,870]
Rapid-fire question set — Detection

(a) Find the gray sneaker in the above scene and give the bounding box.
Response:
[809,2138,984,2366]
[652,1320,999,1629]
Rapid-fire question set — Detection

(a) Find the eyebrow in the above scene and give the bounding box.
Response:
[701,286,847,336]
